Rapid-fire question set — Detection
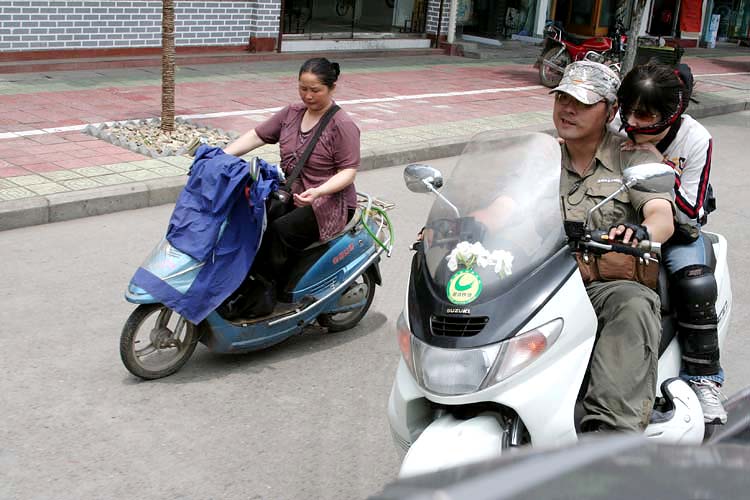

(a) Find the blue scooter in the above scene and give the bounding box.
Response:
[119,162,394,380]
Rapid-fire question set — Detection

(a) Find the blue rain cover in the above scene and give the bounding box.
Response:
[132,145,280,324]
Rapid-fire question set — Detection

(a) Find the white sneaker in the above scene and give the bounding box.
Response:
[688,378,728,425]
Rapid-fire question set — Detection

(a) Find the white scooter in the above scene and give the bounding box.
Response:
[387,132,732,478]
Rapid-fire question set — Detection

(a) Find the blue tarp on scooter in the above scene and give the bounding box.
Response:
[131,145,280,324]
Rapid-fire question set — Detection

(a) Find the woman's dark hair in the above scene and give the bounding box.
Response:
[617,62,694,119]
[299,57,340,89]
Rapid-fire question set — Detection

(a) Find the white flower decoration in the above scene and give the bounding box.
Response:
[445,241,514,279]
[490,249,514,279]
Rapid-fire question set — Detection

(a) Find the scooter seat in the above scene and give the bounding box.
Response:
[302,207,361,251]
[703,233,717,271]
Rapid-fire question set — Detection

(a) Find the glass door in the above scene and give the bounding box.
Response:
[282,0,408,38]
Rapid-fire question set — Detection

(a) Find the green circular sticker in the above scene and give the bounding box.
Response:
[446,269,483,305]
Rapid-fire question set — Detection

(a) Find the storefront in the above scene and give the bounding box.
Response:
[451,0,539,41]
[548,0,618,36]
[645,0,704,38]
[281,0,429,37]
[709,0,750,40]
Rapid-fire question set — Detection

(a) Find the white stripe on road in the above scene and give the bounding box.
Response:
[0,85,545,140]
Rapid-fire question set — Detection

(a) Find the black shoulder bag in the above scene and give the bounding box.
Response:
[266,105,340,221]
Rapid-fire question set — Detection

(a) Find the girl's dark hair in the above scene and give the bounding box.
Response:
[299,57,340,89]
[617,62,694,118]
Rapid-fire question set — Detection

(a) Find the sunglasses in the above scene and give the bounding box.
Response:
[622,107,660,122]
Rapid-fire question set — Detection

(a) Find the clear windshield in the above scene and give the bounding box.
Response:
[422,132,565,305]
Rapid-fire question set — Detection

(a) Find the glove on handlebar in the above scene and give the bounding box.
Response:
[609,222,649,242]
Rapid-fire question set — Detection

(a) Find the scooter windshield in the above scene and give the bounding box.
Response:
[422,132,565,305]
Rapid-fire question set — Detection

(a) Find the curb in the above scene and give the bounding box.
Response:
[1,100,748,232]
[0,123,554,233]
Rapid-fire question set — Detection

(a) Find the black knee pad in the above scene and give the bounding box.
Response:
[671,265,720,375]
[671,265,717,315]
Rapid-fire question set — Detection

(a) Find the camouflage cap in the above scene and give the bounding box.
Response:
[551,61,621,105]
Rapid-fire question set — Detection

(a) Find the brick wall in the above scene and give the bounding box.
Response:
[425,0,449,36]
[0,1,282,52]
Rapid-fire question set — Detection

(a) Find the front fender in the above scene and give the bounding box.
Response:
[399,414,505,478]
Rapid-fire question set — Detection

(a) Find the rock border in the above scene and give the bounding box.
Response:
[82,117,240,158]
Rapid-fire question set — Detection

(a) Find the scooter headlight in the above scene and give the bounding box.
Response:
[411,336,501,396]
[482,318,563,388]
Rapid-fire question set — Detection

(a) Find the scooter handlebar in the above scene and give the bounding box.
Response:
[587,229,661,258]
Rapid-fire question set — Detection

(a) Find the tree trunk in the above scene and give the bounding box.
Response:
[621,0,646,76]
[161,0,176,133]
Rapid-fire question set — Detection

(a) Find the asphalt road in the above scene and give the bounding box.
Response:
[1,111,749,500]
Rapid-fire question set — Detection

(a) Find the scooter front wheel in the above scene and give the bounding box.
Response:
[120,304,199,380]
[317,270,376,332]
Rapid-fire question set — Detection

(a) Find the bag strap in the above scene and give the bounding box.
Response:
[285,104,340,187]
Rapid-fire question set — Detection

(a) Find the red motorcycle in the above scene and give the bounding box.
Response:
[536,21,626,88]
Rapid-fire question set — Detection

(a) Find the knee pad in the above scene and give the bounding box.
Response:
[671,265,720,375]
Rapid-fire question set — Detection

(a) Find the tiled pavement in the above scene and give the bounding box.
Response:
[1,49,749,230]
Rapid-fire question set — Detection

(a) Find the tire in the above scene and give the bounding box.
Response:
[120,304,199,380]
[539,47,571,88]
[317,269,376,332]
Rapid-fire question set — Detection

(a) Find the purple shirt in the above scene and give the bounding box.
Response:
[255,102,360,241]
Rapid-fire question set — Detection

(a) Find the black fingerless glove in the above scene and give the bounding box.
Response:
[610,222,650,242]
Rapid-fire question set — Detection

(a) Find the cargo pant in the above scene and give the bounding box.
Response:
[581,280,662,432]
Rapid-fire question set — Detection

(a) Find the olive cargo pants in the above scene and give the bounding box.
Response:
[581,280,662,432]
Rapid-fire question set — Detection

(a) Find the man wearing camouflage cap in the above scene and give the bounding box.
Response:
[553,61,676,432]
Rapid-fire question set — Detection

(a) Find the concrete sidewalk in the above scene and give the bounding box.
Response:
[1,47,749,231]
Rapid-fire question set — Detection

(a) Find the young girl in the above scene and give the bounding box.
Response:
[614,63,725,424]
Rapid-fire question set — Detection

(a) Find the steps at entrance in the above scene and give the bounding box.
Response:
[457,39,541,61]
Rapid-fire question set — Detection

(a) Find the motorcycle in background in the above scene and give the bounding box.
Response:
[537,21,627,88]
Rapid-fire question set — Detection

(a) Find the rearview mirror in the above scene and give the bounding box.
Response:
[404,164,444,193]
[622,163,675,193]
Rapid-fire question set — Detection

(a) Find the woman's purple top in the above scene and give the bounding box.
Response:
[255,102,360,241]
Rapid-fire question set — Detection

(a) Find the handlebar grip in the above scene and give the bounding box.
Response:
[607,242,646,257]
[589,230,659,257]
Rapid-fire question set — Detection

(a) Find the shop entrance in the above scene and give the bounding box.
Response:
[282,0,427,37]
[456,0,536,41]
[647,0,679,36]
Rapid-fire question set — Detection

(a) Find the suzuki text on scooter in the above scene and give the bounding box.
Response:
[537,21,626,88]
[387,132,732,478]
[120,158,394,380]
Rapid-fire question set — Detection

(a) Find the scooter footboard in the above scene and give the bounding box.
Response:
[399,414,505,478]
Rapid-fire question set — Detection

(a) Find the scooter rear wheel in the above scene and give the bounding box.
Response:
[120,304,199,380]
[317,270,376,332]
[539,47,571,88]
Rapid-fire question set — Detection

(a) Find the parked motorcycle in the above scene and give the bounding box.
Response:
[387,132,733,478]
[537,21,626,88]
[119,157,394,380]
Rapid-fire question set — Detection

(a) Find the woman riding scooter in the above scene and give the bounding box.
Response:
[612,63,727,425]
[225,57,360,299]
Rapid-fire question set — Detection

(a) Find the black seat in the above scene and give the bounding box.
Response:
[703,233,717,271]
[561,31,589,45]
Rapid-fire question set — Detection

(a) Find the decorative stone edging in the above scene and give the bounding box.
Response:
[83,117,239,158]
